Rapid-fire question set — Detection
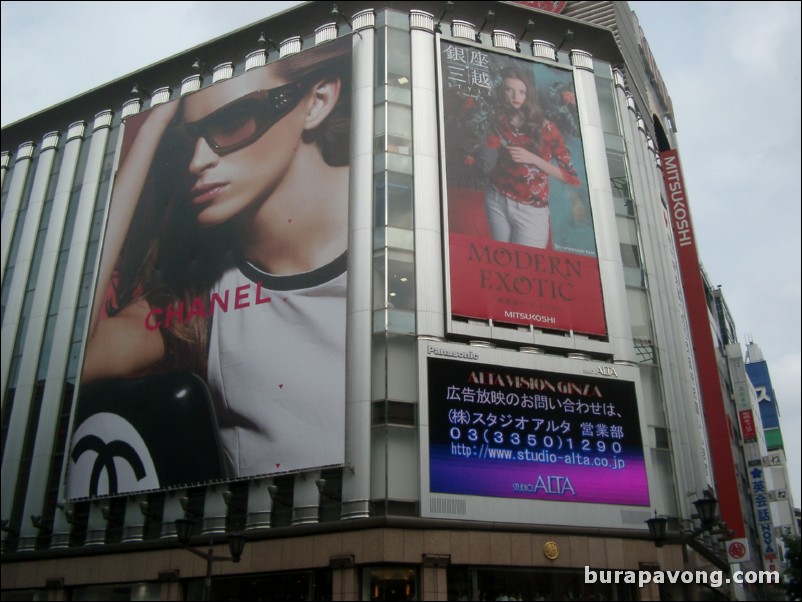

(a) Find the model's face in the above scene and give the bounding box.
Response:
[502,78,527,109]
[180,68,311,227]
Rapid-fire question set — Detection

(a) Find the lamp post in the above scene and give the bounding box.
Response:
[646,512,668,548]
[175,518,246,602]
[693,494,718,531]
[645,494,731,571]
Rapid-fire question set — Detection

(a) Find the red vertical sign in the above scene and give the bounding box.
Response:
[661,150,745,538]
[738,409,757,441]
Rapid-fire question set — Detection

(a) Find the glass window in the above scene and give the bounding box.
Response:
[70,583,162,601]
[607,152,631,200]
[386,173,413,229]
[387,28,411,83]
[5,207,28,268]
[387,309,415,335]
[447,566,636,601]
[616,216,639,246]
[387,250,415,311]
[627,287,653,341]
[596,75,620,135]
[620,243,644,287]
[372,400,416,426]
[386,333,417,402]
[364,566,418,601]
[375,172,414,230]
[619,244,641,269]
[36,315,57,380]
[387,104,412,151]
[614,196,636,217]
[374,26,387,84]
[26,232,47,291]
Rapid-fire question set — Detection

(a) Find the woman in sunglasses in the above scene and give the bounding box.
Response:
[81,39,351,480]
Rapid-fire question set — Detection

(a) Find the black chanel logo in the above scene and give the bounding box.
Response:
[71,435,147,496]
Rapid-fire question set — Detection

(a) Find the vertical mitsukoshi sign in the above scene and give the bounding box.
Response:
[660,148,747,538]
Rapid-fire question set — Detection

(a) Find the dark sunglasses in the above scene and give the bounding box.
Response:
[179,80,308,156]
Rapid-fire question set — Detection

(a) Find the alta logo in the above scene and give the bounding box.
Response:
[583,366,619,378]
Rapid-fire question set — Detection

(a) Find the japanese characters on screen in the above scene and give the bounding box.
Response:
[441,41,606,336]
[428,357,649,506]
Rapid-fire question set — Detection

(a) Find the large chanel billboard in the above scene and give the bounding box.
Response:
[440,40,606,336]
[67,37,353,499]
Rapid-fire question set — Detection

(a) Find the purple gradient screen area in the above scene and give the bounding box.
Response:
[427,357,650,506]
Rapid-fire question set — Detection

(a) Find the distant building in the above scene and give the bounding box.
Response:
[745,340,800,569]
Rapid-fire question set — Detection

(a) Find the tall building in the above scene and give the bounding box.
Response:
[745,340,800,572]
[706,278,782,580]
[0,2,770,600]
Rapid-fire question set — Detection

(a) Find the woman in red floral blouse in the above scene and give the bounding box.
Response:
[484,68,580,248]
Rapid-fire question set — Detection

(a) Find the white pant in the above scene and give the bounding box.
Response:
[485,187,550,248]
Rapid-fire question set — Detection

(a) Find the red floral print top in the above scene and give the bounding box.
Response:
[488,116,579,208]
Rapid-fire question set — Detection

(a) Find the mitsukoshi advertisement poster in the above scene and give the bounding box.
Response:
[427,357,650,506]
[441,40,606,336]
[66,37,352,499]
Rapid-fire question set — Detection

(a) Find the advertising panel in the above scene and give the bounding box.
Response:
[440,40,605,336]
[726,538,751,564]
[512,2,568,14]
[748,464,779,569]
[66,37,353,499]
[427,356,649,506]
[738,409,757,442]
[745,360,780,430]
[661,149,746,537]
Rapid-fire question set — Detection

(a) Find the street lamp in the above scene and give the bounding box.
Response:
[693,494,718,531]
[645,494,731,571]
[646,512,668,548]
[175,518,246,601]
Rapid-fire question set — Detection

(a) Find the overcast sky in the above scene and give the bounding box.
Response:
[2,1,800,509]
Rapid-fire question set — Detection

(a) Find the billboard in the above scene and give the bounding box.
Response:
[440,40,605,336]
[661,149,746,537]
[426,355,649,506]
[67,36,353,499]
[745,360,780,430]
[511,2,568,13]
[748,465,780,569]
[738,409,757,442]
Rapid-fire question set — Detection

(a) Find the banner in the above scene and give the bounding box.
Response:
[661,149,746,537]
[738,408,757,442]
[67,37,353,498]
[441,40,605,336]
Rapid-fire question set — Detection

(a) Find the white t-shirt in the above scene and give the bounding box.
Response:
[206,253,347,477]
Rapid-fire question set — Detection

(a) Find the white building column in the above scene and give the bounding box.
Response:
[0,133,59,392]
[0,133,61,535]
[613,71,712,517]
[342,9,375,520]
[571,51,635,363]
[45,110,115,548]
[1,142,35,281]
[13,123,87,551]
[410,10,444,338]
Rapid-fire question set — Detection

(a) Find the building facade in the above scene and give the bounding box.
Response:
[744,340,800,573]
[0,2,767,600]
